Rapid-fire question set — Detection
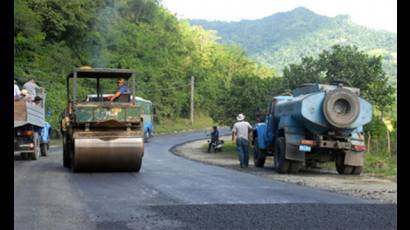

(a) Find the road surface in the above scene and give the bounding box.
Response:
[14,130,396,229]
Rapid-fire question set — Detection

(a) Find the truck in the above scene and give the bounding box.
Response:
[60,68,144,172]
[14,85,52,159]
[253,81,372,175]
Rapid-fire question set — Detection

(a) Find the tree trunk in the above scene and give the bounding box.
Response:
[367,132,371,153]
[386,129,391,154]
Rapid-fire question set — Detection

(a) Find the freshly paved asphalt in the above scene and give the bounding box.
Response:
[14,130,396,229]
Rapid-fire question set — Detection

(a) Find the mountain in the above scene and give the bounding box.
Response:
[189,7,397,80]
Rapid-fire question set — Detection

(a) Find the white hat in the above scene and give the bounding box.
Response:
[236,113,245,121]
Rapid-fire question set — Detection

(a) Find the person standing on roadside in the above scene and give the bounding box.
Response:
[14,80,21,100]
[232,113,254,168]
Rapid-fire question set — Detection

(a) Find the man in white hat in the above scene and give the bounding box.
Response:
[232,113,254,168]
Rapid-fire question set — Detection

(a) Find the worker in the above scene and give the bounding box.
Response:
[207,126,220,153]
[14,80,21,100]
[232,113,254,168]
[108,78,129,102]
[23,78,39,97]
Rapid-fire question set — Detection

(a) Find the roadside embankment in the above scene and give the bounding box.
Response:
[174,136,397,204]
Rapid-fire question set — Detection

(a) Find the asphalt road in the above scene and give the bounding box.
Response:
[14,130,397,230]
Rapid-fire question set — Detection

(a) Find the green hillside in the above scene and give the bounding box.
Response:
[189,7,397,81]
[14,0,276,131]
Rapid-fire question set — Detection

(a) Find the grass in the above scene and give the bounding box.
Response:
[320,151,396,178]
[363,151,397,178]
[155,113,216,134]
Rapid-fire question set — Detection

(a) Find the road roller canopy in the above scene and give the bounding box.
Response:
[66,68,136,103]
[67,68,134,79]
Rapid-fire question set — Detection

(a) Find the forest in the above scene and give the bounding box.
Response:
[15,0,396,158]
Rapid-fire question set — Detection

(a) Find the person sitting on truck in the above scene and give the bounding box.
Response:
[23,78,40,97]
[108,78,129,102]
[14,80,21,100]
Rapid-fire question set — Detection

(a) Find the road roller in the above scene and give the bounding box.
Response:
[60,68,144,172]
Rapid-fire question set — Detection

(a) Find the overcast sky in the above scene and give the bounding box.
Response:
[160,0,397,32]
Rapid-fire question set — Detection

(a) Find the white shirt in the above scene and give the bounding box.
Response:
[14,84,21,98]
[232,121,253,140]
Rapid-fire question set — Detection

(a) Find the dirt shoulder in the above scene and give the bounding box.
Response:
[174,136,397,204]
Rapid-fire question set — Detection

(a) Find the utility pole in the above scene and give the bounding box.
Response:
[190,76,194,126]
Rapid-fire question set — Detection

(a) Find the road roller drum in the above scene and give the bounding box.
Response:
[72,137,144,172]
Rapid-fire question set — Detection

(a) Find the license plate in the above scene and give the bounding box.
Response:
[299,145,311,152]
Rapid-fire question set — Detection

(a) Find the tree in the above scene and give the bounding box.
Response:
[282,45,394,112]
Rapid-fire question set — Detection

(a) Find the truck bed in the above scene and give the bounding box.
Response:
[14,100,45,128]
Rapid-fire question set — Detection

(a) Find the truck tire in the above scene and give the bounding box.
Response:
[323,88,360,128]
[253,145,266,167]
[335,152,354,175]
[30,133,40,160]
[352,166,363,175]
[274,137,290,173]
[289,161,303,173]
[40,143,48,156]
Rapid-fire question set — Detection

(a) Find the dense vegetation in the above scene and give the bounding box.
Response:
[14,0,275,131]
[189,7,397,83]
[15,0,396,161]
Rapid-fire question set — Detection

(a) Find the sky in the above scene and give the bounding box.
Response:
[160,0,397,32]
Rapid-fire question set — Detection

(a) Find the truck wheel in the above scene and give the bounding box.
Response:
[289,161,303,173]
[274,137,290,173]
[253,145,266,167]
[20,152,29,160]
[30,133,40,160]
[335,152,353,174]
[40,143,48,156]
[352,166,363,175]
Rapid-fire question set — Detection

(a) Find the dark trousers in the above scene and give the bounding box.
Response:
[236,137,249,167]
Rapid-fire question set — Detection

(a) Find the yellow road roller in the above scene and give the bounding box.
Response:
[60,68,144,172]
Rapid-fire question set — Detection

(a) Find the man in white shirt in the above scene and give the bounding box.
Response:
[14,80,21,100]
[232,113,254,168]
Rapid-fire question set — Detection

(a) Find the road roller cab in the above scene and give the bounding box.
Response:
[61,68,144,172]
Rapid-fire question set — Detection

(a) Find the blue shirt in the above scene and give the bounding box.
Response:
[117,85,129,94]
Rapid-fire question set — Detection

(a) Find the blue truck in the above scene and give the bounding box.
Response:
[253,82,372,175]
[14,87,52,159]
